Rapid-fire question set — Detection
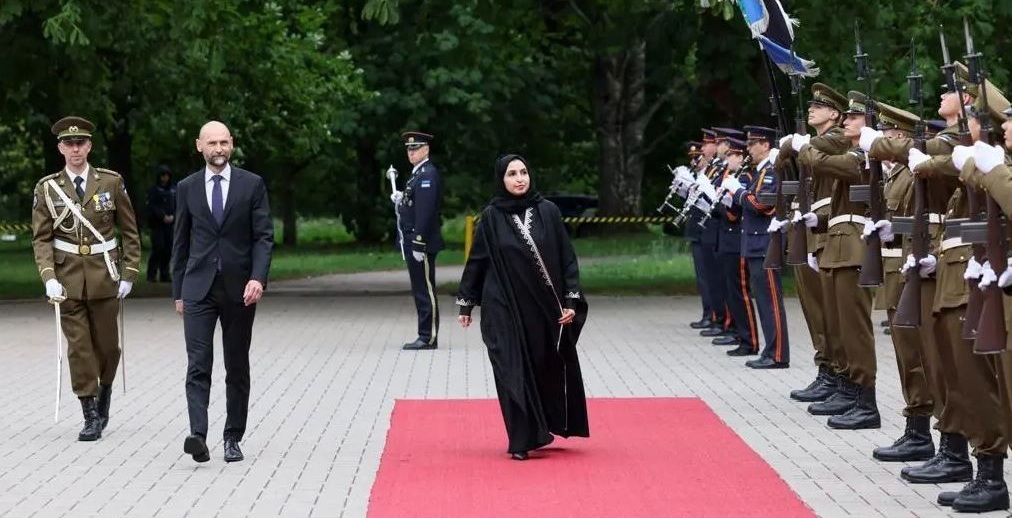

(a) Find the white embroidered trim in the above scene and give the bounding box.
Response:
[564,292,581,299]
[511,208,553,288]
[455,297,477,307]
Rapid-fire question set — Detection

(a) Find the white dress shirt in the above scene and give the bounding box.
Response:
[204,164,232,212]
[411,158,430,176]
[66,165,91,194]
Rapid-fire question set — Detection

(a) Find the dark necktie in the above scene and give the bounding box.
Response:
[74,176,85,200]
[211,175,224,225]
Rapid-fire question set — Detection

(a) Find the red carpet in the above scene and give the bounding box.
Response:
[367,398,815,518]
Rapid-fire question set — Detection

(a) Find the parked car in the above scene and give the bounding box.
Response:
[544,194,597,236]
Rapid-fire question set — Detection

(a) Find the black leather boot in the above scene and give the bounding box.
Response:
[689,317,713,329]
[807,378,857,416]
[872,415,934,461]
[78,397,102,441]
[790,367,836,402]
[97,384,112,431]
[901,432,973,484]
[827,385,881,429]
[951,455,1010,512]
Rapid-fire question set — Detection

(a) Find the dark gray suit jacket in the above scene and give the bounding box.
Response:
[171,166,274,303]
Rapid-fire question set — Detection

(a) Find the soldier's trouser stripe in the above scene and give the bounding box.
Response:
[422,254,437,344]
[767,268,784,363]
[739,258,758,349]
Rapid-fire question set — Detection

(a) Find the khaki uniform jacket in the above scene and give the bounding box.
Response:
[877,163,915,309]
[798,145,868,269]
[32,167,142,300]
[933,187,971,312]
[869,124,963,163]
[778,127,850,255]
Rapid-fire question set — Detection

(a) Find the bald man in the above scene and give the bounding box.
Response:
[172,121,274,463]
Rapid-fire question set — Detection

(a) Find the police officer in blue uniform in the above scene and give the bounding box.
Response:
[725,126,790,368]
[392,131,444,350]
[712,137,760,353]
[687,131,718,330]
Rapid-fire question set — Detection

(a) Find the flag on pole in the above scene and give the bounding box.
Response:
[735,0,818,76]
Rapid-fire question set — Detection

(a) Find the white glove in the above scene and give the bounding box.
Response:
[673,165,690,177]
[861,219,875,240]
[964,257,984,280]
[791,134,811,152]
[979,260,998,289]
[675,183,690,198]
[390,191,404,204]
[807,253,819,272]
[779,135,792,148]
[412,250,425,263]
[695,177,717,202]
[974,141,1006,173]
[720,192,734,208]
[901,254,916,275]
[874,219,895,243]
[45,279,64,300]
[908,148,931,172]
[798,212,818,228]
[117,280,133,299]
[951,145,973,171]
[767,218,788,233]
[918,254,937,278]
[859,127,884,152]
[720,175,743,194]
[693,195,712,212]
[998,258,1012,288]
[768,148,780,161]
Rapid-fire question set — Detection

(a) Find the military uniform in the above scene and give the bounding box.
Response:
[31,116,141,441]
[396,132,444,350]
[687,131,719,329]
[693,136,732,338]
[734,126,789,368]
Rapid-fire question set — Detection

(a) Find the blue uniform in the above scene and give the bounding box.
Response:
[694,158,729,330]
[735,156,790,364]
[397,159,443,345]
[716,166,758,350]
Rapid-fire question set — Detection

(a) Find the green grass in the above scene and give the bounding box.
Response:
[0,219,797,299]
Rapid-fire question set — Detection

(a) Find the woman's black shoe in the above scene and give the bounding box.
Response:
[511,451,529,460]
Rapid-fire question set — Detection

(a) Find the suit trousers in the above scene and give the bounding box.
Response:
[794,264,829,370]
[184,275,256,441]
[62,297,120,397]
[404,246,439,344]
[820,266,874,386]
[690,242,714,320]
[887,279,936,418]
[720,254,757,349]
[748,258,789,364]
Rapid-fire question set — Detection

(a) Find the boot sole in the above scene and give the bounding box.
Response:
[952,496,1010,513]
[807,407,853,416]
[790,394,831,402]
[77,434,100,442]
[872,451,935,462]
[900,471,973,484]
[827,419,882,430]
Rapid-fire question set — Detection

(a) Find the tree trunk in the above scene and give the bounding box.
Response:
[593,40,647,225]
[347,138,386,244]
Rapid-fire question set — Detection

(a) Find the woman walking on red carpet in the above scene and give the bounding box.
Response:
[456,154,590,460]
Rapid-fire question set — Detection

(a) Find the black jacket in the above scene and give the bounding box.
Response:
[397,160,444,253]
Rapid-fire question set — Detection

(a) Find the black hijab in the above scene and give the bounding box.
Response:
[490,154,543,213]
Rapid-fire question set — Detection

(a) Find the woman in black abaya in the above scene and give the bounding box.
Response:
[456,154,589,460]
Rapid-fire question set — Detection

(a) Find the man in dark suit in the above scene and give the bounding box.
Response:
[171,120,274,463]
[390,131,443,350]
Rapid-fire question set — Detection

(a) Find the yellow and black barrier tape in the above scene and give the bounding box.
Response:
[560,216,675,224]
[0,223,31,233]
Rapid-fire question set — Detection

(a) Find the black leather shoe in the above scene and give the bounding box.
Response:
[901,432,973,484]
[938,489,960,507]
[711,335,739,346]
[873,415,934,462]
[746,357,788,369]
[402,338,437,350]
[827,386,880,429]
[184,434,210,463]
[689,317,713,329]
[78,397,102,441]
[952,455,1009,512]
[880,319,889,327]
[96,384,112,431]
[699,327,724,337]
[224,439,244,463]
[808,379,858,416]
[511,451,529,461]
[882,327,892,335]
[790,368,836,402]
[726,345,756,357]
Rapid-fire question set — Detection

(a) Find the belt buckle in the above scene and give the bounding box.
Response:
[79,244,91,255]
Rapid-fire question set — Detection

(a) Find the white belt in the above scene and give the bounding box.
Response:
[54,238,118,255]
[941,237,966,251]
[927,213,945,224]
[881,248,903,258]
[811,197,832,212]
[828,214,867,228]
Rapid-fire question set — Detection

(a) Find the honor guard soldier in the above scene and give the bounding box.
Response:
[727,126,790,368]
[31,116,142,441]
[687,130,721,332]
[393,131,444,350]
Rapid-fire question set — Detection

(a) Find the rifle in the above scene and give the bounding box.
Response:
[960,20,1006,353]
[785,56,811,266]
[892,40,928,328]
[854,22,885,287]
[763,52,800,270]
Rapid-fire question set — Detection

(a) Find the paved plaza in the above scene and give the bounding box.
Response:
[0,269,1007,517]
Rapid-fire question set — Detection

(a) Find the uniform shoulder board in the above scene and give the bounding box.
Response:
[95,167,122,177]
[35,172,61,187]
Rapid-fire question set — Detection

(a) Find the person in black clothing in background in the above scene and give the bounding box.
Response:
[147,164,176,282]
